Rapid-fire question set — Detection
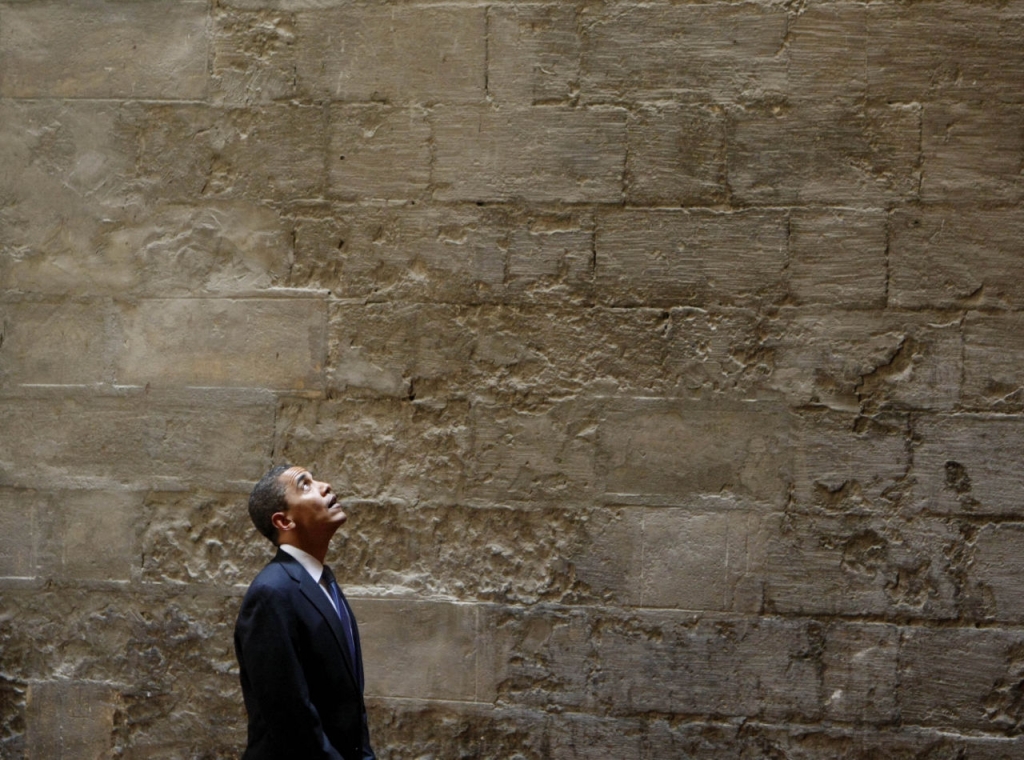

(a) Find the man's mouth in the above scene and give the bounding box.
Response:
[327,495,340,509]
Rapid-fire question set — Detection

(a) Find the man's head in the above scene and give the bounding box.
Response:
[248,464,347,551]
[248,464,292,544]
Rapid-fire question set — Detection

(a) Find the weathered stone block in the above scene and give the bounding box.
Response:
[626,104,728,207]
[890,207,1024,310]
[2,588,239,699]
[365,702,535,760]
[468,400,599,506]
[787,3,868,100]
[353,599,480,701]
[0,489,42,578]
[579,3,787,102]
[729,100,920,206]
[488,5,580,105]
[821,623,898,724]
[791,412,910,515]
[103,201,293,297]
[0,101,135,292]
[292,204,599,305]
[327,303,733,403]
[771,310,961,413]
[140,490,265,588]
[130,103,326,203]
[61,491,139,582]
[332,501,632,606]
[504,211,595,299]
[499,610,822,720]
[595,209,788,307]
[967,524,1024,623]
[0,301,113,387]
[274,398,470,506]
[294,7,486,103]
[913,415,1024,516]
[115,297,326,391]
[787,208,887,308]
[432,106,626,203]
[665,308,782,402]
[922,103,1024,204]
[867,3,1024,104]
[0,1,208,99]
[762,515,960,619]
[642,509,767,612]
[900,627,1024,734]
[288,205,508,303]
[964,313,1024,413]
[211,7,299,106]
[328,105,431,201]
[0,390,275,489]
[597,400,792,508]
[26,680,118,760]
[659,723,1024,760]
[571,508,643,607]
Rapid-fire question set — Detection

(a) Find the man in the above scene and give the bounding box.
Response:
[234,464,375,760]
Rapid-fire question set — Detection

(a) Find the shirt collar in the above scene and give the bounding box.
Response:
[279,543,324,584]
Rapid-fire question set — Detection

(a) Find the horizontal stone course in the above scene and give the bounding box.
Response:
[595,209,788,307]
[578,2,788,103]
[294,6,486,103]
[432,106,627,203]
[326,302,770,403]
[728,100,921,206]
[0,389,274,489]
[0,1,209,99]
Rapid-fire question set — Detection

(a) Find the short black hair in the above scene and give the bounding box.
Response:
[248,464,291,544]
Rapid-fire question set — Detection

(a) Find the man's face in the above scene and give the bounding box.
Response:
[274,466,348,543]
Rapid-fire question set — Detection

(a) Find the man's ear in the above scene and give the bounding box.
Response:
[271,511,293,534]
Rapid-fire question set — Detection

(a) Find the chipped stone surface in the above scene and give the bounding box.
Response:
[596,208,788,307]
[772,310,962,413]
[729,100,920,206]
[963,311,1024,413]
[913,415,1024,517]
[762,514,960,619]
[3,0,1024,755]
[901,627,1024,734]
[791,411,910,516]
[890,207,1024,310]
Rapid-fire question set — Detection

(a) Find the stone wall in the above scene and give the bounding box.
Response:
[1,0,1023,757]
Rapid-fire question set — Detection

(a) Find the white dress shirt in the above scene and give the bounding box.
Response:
[279,543,340,615]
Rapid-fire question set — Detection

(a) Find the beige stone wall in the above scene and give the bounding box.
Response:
[1,0,1023,757]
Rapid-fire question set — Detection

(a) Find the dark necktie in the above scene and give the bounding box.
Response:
[320,565,360,683]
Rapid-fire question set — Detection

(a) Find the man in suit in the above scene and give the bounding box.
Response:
[234,464,375,760]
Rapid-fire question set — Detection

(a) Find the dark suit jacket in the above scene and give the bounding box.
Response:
[234,549,374,760]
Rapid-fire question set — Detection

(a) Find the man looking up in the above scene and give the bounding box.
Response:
[235,464,375,760]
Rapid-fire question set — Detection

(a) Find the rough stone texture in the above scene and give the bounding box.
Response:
[3,0,1024,756]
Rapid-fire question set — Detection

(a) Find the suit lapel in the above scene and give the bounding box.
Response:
[275,551,358,683]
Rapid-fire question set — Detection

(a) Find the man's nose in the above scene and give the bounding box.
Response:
[319,480,332,495]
